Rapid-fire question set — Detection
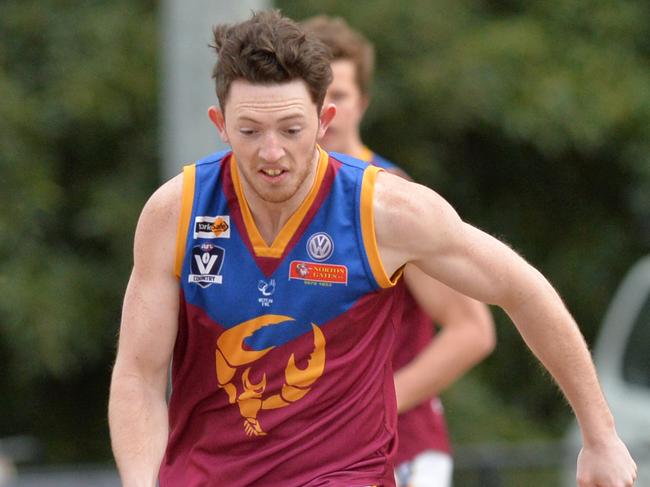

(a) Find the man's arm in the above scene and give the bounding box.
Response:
[374,171,636,487]
[394,264,495,414]
[108,176,182,487]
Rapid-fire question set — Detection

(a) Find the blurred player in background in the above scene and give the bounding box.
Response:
[303,16,496,487]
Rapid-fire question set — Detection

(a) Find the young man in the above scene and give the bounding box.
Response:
[108,10,636,487]
[302,15,495,487]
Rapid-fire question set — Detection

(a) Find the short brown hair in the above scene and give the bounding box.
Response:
[301,15,374,96]
[211,10,333,111]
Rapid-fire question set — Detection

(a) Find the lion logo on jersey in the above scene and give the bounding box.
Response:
[296,262,309,277]
[215,314,326,437]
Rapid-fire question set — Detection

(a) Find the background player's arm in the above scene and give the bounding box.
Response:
[383,167,496,414]
[108,176,182,487]
[394,265,495,414]
[374,171,636,487]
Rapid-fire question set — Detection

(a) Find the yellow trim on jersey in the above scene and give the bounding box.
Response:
[360,165,400,288]
[174,164,196,278]
[230,146,329,258]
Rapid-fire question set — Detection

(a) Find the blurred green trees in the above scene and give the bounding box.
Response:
[1,0,649,463]
[0,0,158,460]
[279,0,650,435]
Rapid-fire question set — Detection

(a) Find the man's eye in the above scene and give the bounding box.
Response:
[240,129,255,136]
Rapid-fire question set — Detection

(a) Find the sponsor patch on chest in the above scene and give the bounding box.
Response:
[289,260,348,285]
[193,215,231,239]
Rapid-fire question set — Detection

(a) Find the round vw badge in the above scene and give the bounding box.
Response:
[306,232,334,261]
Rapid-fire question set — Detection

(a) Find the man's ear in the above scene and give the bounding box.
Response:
[318,103,337,140]
[208,105,229,144]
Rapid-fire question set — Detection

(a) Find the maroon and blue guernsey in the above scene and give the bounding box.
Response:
[160,147,403,486]
[359,148,452,466]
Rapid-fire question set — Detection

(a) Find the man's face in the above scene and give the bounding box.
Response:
[210,79,334,204]
[319,59,367,153]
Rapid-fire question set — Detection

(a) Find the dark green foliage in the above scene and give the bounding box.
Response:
[279,0,650,433]
[0,0,158,460]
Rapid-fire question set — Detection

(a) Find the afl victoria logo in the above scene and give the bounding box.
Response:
[306,232,334,261]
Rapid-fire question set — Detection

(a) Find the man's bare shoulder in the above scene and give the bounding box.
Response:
[141,173,184,223]
[374,170,424,212]
[133,173,184,269]
[374,171,456,231]
[373,170,463,274]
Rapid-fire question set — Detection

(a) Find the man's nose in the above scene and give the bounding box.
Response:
[259,133,284,162]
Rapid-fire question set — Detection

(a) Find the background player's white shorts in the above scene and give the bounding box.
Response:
[394,450,453,487]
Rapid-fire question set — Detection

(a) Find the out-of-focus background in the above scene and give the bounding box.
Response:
[1,0,650,485]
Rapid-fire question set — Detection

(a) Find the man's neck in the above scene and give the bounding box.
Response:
[338,133,366,160]
[240,148,321,246]
[350,143,368,160]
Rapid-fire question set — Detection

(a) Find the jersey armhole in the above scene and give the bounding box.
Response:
[360,165,403,288]
[174,164,196,278]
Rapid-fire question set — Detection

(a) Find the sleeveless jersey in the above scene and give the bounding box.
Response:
[160,147,404,486]
[360,148,452,465]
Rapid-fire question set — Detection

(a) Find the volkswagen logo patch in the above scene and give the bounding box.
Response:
[306,232,334,262]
